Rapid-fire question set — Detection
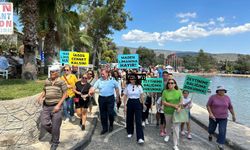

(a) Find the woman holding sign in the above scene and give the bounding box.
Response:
[161,79,183,150]
[123,74,145,144]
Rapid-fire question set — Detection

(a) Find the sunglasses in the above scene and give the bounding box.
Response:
[82,77,87,79]
[64,69,70,71]
[167,82,175,84]
[88,73,93,75]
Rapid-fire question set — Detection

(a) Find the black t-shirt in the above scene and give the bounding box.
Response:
[75,81,91,99]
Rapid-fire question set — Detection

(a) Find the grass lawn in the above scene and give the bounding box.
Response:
[0,77,45,100]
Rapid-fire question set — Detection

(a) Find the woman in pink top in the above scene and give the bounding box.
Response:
[206,86,236,150]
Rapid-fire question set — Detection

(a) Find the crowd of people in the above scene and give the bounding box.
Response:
[37,65,236,150]
[0,49,24,78]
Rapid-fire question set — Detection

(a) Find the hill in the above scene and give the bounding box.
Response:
[117,46,242,62]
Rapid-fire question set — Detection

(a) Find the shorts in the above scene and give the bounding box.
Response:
[75,98,90,109]
[160,113,166,125]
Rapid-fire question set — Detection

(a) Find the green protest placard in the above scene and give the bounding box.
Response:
[142,78,164,93]
[183,75,210,95]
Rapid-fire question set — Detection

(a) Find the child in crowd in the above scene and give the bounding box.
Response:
[180,90,192,139]
[156,97,166,136]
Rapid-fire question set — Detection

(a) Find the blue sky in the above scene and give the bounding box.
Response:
[111,0,250,54]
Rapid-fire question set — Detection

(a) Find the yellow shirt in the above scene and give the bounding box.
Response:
[61,74,78,97]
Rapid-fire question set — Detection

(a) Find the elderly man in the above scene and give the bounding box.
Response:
[89,69,120,135]
[37,66,68,150]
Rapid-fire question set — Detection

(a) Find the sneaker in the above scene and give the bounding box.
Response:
[208,135,212,141]
[187,133,192,139]
[71,116,76,122]
[160,132,166,137]
[127,134,132,138]
[138,139,144,144]
[64,118,70,123]
[142,121,145,127]
[145,119,149,125]
[181,131,185,136]
[173,145,179,150]
[217,144,224,150]
[164,136,169,142]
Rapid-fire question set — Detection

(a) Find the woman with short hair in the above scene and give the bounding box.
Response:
[206,86,236,150]
[61,65,78,122]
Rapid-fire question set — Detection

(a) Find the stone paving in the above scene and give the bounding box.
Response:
[16,106,98,150]
[0,94,41,149]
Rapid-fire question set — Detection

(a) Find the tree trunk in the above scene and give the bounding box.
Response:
[21,0,38,80]
[44,17,56,74]
[92,40,98,67]
[97,47,102,66]
[22,45,37,80]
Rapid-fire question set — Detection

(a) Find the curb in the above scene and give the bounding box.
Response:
[70,112,99,150]
[191,115,247,150]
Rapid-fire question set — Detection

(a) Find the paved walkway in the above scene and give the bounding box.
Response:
[191,103,250,150]
[1,94,248,150]
[85,106,232,150]
[12,106,99,150]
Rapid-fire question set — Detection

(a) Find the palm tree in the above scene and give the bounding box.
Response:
[38,0,82,71]
[12,0,39,80]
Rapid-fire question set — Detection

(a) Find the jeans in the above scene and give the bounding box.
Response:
[98,95,115,131]
[208,118,228,144]
[126,98,144,141]
[63,97,74,118]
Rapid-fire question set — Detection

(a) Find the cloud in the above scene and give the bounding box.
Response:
[176,12,197,18]
[176,12,197,23]
[179,18,190,23]
[217,17,225,22]
[122,29,161,43]
[122,23,250,44]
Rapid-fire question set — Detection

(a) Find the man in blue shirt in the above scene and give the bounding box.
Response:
[89,69,120,135]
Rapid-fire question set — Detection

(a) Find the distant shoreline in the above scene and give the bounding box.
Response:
[173,72,250,78]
